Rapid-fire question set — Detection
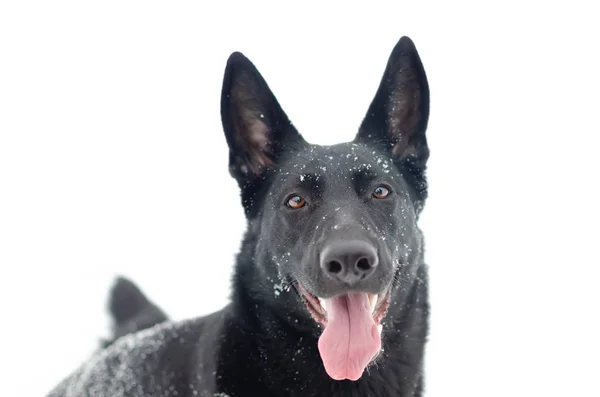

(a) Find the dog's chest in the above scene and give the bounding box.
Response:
[213,360,421,397]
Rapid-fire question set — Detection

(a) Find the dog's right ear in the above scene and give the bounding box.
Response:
[220,52,307,185]
[355,36,430,167]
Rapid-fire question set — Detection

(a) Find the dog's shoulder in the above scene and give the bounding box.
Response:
[47,309,229,397]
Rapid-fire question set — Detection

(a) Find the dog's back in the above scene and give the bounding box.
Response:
[50,304,228,397]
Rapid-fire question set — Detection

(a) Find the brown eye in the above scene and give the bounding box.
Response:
[286,195,306,209]
[372,185,391,199]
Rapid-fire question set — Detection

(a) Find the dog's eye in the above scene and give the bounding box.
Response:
[286,195,306,209]
[372,185,391,199]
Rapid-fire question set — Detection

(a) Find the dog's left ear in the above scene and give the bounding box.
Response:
[221,52,307,185]
[355,36,430,171]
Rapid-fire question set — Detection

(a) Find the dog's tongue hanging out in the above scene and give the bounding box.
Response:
[318,292,381,381]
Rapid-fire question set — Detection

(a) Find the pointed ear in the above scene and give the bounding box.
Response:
[221,52,307,184]
[355,36,430,170]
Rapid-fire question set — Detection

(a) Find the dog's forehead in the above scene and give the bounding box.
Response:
[282,142,396,180]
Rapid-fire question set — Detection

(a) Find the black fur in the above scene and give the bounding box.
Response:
[101,276,168,348]
[47,35,431,397]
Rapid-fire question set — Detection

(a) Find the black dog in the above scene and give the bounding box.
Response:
[48,35,431,397]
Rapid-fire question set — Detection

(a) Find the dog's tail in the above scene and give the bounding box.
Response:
[102,276,169,347]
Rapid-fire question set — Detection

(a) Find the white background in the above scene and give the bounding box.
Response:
[1,1,599,396]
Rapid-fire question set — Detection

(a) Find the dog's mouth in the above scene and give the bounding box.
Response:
[296,283,392,381]
[296,283,391,327]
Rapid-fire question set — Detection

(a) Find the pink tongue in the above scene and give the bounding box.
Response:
[317,292,381,381]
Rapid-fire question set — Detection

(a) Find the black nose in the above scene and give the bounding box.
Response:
[320,240,379,285]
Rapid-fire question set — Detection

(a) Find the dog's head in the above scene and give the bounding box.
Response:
[221,36,429,381]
